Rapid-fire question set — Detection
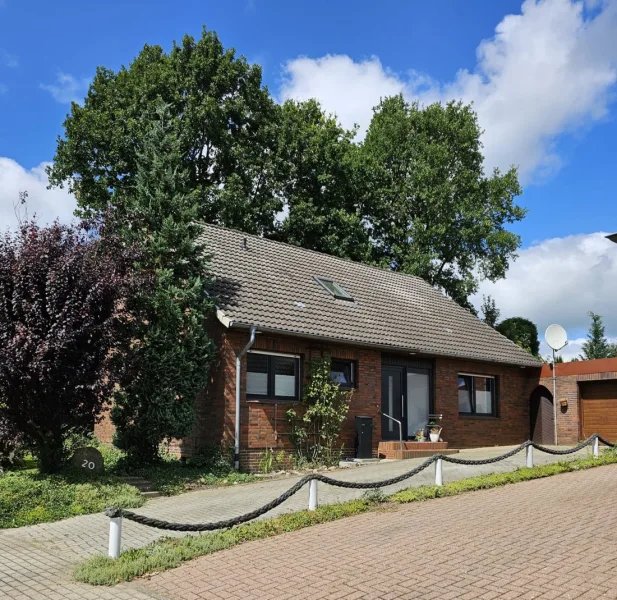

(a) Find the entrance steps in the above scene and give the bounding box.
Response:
[378,440,459,460]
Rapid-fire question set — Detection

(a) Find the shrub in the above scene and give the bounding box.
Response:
[287,357,351,466]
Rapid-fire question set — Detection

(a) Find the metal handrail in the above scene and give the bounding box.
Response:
[381,412,403,454]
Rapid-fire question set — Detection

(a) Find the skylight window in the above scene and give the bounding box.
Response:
[314,276,354,301]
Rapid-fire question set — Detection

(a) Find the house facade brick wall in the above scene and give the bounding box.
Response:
[184,327,538,470]
[187,326,382,471]
[93,326,543,469]
[435,358,539,448]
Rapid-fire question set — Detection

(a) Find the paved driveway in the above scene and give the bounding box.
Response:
[141,465,617,600]
[0,445,602,599]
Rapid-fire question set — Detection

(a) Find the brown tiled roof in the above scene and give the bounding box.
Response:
[199,223,542,367]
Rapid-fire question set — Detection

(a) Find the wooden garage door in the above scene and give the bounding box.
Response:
[580,381,617,442]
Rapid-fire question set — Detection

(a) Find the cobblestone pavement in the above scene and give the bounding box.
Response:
[0,445,600,599]
[141,464,617,600]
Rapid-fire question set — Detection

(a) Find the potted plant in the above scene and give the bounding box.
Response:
[429,426,442,443]
[415,429,426,442]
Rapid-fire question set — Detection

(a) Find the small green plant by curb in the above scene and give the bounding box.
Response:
[74,452,617,586]
[74,500,374,585]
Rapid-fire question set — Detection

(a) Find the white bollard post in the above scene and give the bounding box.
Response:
[108,516,122,559]
[526,445,534,469]
[593,436,599,459]
[308,479,318,511]
[435,458,443,486]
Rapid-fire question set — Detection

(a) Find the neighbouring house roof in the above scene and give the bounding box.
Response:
[539,357,617,378]
[199,223,542,368]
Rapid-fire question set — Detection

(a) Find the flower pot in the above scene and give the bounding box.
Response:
[429,433,440,443]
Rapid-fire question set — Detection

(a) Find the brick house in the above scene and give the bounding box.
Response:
[96,223,547,470]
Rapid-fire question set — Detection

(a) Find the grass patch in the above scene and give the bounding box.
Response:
[390,451,617,503]
[122,461,256,496]
[74,451,617,586]
[74,500,373,585]
[0,441,255,528]
[0,470,144,529]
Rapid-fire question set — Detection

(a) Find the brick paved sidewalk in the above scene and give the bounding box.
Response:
[139,464,617,600]
[0,445,599,599]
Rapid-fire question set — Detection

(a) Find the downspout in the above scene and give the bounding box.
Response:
[235,325,257,469]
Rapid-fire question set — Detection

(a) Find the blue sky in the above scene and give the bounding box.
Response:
[1,0,617,357]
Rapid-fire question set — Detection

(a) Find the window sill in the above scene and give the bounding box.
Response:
[458,414,499,419]
[247,398,301,404]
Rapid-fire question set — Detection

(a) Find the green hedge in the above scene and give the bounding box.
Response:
[0,471,143,528]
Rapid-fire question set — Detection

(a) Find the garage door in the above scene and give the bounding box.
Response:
[580,381,617,442]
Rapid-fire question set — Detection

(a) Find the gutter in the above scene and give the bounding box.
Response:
[221,319,541,369]
[234,325,257,469]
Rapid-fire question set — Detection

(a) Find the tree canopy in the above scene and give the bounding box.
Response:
[48,27,526,311]
[496,317,540,357]
[481,295,500,328]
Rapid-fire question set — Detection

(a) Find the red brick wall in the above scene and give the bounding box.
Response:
[435,358,538,448]
[188,329,382,470]
[537,370,617,444]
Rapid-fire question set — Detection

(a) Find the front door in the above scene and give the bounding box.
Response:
[406,369,430,439]
[381,366,404,441]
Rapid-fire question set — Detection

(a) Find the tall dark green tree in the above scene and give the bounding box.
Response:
[360,96,525,310]
[580,312,617,360]
[48,27,281,236]
[109,103,215,462]
[496,317,540,357]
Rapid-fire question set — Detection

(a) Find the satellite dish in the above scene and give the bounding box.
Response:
[545,324,567,350]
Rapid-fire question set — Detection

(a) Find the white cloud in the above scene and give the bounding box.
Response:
[473,232,617,359]
[279,0,617,182]
[279,55,407,137]
[0,158,77,231]
[1,49,17,68]
[40,72,90,104]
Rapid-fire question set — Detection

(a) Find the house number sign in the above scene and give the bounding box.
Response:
[71,447,104,474]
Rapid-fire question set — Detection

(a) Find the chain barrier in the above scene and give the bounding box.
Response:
[105,433,612,535]
[597,435,616,448]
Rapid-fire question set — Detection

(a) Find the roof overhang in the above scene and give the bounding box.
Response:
[216,311,542,369]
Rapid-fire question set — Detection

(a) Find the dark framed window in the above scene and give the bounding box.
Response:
[330,359,356,389]
[246,352,300,401]
[458,374,497,416]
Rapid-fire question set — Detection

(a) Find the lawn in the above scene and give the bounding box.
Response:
[0,441,255,529]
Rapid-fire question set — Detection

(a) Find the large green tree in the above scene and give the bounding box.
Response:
[580,312,617,360]
[496,317,540,357]
[360,96,525,310]
[273,99,371,262]
[48,28,527,311]
[109,104,215,462]
[48,27,281,236]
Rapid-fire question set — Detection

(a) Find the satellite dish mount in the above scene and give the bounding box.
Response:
[544,324,568,446]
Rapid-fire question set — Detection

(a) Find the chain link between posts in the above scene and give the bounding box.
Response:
[105,433,614,532]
